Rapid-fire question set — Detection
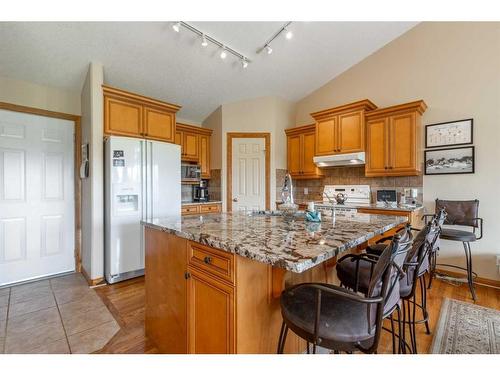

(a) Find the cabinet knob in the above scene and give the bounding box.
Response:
[204,256,212,265]
[184,272,191,279]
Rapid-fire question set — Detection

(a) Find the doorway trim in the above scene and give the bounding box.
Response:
[226,132,270,212]
[0,101,82,274]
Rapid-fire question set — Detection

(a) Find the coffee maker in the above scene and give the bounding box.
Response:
[193,180,209,202]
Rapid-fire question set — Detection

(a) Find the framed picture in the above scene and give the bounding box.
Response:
[425,118,473,148]
[424,146,475,175]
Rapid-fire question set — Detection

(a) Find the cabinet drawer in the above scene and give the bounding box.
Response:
[200,204,221,214]
[188,242,234,284]
[182,205,200,215]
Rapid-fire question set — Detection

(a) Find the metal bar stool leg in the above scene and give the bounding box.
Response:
[420,276,431,334]
[428,250,437,289]
[277,321,288,354]
[463,242,477,302]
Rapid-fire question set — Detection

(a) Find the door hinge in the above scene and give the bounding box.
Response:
[184,271,191,279]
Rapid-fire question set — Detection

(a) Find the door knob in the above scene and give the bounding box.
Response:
[233,197,238,202]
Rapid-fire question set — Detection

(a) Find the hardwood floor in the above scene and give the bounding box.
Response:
[94,275,499,354]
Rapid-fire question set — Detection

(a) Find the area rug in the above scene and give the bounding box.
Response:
[430,298,500,354]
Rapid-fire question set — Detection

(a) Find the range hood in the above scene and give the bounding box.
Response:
[313,152,365,168]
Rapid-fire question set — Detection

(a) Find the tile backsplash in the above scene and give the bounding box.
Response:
[276,166,423,204]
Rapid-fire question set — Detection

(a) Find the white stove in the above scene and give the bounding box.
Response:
[314,185,372,220]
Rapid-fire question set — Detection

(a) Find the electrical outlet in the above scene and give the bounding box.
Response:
[304,188,308,195]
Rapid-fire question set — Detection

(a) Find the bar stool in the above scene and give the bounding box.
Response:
[337,217,442,353]
[425,199,482,301]
[277,231,412,354]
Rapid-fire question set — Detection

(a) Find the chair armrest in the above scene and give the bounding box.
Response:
[422,214,434,224]
[472,217,483,240]
[291,283,383,304]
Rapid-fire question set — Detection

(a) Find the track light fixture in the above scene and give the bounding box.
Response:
[258,22,293,55]
[171,22,251,68]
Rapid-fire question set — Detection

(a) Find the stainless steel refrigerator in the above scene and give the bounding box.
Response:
[104,136,181,284]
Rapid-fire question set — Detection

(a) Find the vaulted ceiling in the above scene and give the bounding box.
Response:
[0,22,417,122]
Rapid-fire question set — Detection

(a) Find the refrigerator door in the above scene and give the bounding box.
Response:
[105,136,145,284]
[147,140,181,219]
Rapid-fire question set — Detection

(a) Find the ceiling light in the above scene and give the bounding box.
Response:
[201,34,208,47]
[285,28,293,40]
[265,45,273,54]
[172,22,181,33]
[241,58,248,68]
[220,47,227,59]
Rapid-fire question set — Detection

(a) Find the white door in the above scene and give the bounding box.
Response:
[0,109,75,286]
[231,138,266,212]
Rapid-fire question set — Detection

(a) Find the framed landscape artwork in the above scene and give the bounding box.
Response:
[425,118,473,148]
[424,146,475,175]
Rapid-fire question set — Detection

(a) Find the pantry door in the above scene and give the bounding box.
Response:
[231,137,266,212]
[0,109,75,286]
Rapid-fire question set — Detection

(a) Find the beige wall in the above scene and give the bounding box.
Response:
[0,75,81,115]
[203,97,295,211]
[80,62,104,280]
[295,22,500,280]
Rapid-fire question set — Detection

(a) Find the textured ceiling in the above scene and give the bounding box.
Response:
[0,22,417,122]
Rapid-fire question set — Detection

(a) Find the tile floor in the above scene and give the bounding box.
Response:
[0,273,119,354]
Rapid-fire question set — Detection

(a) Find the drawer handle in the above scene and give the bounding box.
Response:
[203,256,212,264]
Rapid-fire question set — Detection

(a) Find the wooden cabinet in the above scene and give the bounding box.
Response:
[143,105,175,142]
[199,134,210,178]
[176,123,212,177]
[182,203,221,216]
[144,227,187,353]
[285,124,324,179]
[103,85,180,141]
[311,100,377,156]
[365,101,427,177]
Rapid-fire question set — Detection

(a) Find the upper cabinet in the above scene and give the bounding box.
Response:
[285,124,324,179]
[311,100,377,156]
[365,100,427,177]
[103,85,180,143]
[176,123,212,178]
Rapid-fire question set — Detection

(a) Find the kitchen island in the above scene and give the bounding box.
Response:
[142,211,407,354]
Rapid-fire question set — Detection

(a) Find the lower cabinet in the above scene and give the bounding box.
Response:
[182,203,221,216]
[187,266,235,354]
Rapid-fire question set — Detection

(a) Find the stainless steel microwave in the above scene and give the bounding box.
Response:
[181,163,201,183]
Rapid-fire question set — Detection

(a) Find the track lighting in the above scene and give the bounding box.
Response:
[220,47,227,59]
[171,22,251,68]
[258,22,293,55]
[265,45,273,54]
[201,34,208,47]
[285,28,293,40]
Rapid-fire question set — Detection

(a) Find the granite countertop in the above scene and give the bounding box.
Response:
[142,211,407,273]
[181,201,222,206]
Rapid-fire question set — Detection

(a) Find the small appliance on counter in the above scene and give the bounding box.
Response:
[376,189,398,207]
[193,180,209,202]
[181,163,201,183]
[401,188,420,207]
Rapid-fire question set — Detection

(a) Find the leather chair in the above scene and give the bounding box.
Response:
[336,216,443,353]
[277,230,412,354]
[425,199,482,301]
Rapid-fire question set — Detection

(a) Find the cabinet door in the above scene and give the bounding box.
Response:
[104,95,143,137]
[199,134,211,179]
[183,131,199,161]
[145,229,188,353]
[338,111,364,153]
[175,130,183,146]
[143,106,175,142]
[315,118,337,155]
[389,112,417,174]
[187,267,235,354]
[365,118,388,176]
[287,134,302,177]
[301,131,317,176]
